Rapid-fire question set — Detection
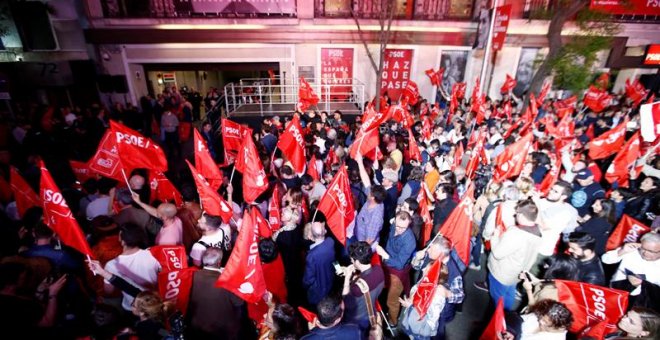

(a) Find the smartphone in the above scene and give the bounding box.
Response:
[332,261,342,275]
[624,268,647,280]
[524,272,533,282]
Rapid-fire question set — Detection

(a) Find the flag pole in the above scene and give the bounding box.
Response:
[229,165,237,185]
[311,208,319,225]
[120,169,135,195]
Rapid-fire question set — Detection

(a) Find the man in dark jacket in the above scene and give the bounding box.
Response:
[567,232,606,286]
[302,296,362,339]
[303,222,336,307]
[432,183,458,241]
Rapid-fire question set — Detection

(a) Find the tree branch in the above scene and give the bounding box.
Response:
[351,6,378,74]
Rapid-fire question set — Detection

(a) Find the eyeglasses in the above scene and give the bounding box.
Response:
[640,247,660,255]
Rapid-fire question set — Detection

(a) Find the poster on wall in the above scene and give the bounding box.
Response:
[439,50,469,94]
[320,47,354,100]
[514,48,540,97]
[381,49,414,100]
[590,0,660,16]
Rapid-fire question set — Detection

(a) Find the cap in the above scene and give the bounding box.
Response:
[575,168,593,180]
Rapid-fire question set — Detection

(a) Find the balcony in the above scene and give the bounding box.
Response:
[315,0,474,20]
[100,0,297,18]
[522,0,659,23]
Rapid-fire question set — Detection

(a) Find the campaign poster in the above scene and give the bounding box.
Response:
[439,50,468,94]
[320,48,354,100]
[381,48,414,99]
[514,48,540,97]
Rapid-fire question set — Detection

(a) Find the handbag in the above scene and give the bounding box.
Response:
[356,278,383,340]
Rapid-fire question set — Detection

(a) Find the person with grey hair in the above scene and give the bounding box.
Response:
[302,222,336,307]
[602,232,660,296]
[397,166,424,205]
[482,183,520,242]
[409,235,464,339]
[187,247,250,339]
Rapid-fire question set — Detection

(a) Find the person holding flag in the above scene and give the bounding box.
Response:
[408,235,464,339]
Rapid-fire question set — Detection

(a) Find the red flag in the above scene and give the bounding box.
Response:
[536,81,551,107]
[500,74,516,94]
[88,130,123,181]
[449,84,459,115]
[539,156,562,195]
[316,165,355,245]
[194,129,223,190]
[438,185,474,265]
[298,77,319,112]
[502,101,512,122]
[587,119,628,160]
[583,86,612,113]
[640,101,660,142]
[325,147,339,169]
[421,116,433,141]
[554,95,577,118]
[425,68,444,87]
[452,142,464,171]
[529,93,539,122]
[186,160,233,223]
[389,101,414,129]
[585,124,595,141]
[466,134,486,179]
[625,78,648,106]
[221,119,252,165]
[493,134,533,182]
[412,259,442,319]
[605,132,641,187]
[109,121,167,172]
[277,114,307,173]
[606,215,651,251]
[298,306,317,323]
[235,136,269,204]
[417,186,433,246]
[401,80,419,105]
[267,69,276,82]
[40,162,93,257]
[10,166,40,217]
[149,171,183,206]
[158,267,196,315]
[253,206,272,238]
[150,245,188,272]
[306,155,321,182]
[471,78,482,114]
[216,209,267,303]
[480,298,506,340]
[349,126,381,160]
[69,160,96,183]
[555,280,629,337]
[596,73,610,89]
[268,184,282,232]
[408,129,422,163]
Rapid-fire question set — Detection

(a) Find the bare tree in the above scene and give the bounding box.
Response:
[351,0,396,112]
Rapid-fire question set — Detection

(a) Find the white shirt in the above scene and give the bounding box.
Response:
[190,227,230,262]
[105,249,161,310]
[535,199,579,256]
[601,247,660,295]
[303,182,327,203]
[86,196,111,220]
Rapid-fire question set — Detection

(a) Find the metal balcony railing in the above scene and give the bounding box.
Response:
[314,0,474,20]
[101,0,297,18]
[223,78,365,116]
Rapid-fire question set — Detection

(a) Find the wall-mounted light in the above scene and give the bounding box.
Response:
[157,73,163,85]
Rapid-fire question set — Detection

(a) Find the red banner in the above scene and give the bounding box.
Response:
[590,0,660,16]
[321,48,353,100]
[491,4,512,51]
[555,280,629,337]
[158,267,197,315]
[381,49,414,99]
[606,214,651,251]
[150,245,188,272]
[221,119,252,165]
[88,130,123,181]
[645,44,660,65]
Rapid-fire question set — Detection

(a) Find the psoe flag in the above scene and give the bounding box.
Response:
[640,101,660,142]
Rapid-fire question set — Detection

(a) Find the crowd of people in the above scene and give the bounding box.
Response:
[1,76,660,340]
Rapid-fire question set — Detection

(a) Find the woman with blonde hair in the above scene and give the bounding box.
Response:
[131,291,174,340]
[516,176,536,199]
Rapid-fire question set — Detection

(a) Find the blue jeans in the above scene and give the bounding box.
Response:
[488,273,517,311]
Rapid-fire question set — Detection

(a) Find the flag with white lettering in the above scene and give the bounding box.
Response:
[10,166,40,218]
[268,184,283,232]
[640,101,660,142]
[150,245,188,272]
[109,121,167,172]
[186,160,233,223]
[605,132,641,187]
[438,184,474,266]
[493,133,533,182]
[412,259,441,319]
[194,129,223,190]
[401,80,419,105]
[88,130,123,181]
[216,209,267,303]
[587,119,628,160]
[625,78,648,106]
[298,77,319,112]
[69,160,97,183]
[221,119,252,165]
[235,135,269,204]
[277,114,307,173]
[606,214,651,251]
[583,86,612,113]
[554,280,629,338]
[40,162,93,257]
[306,154,321,182]
[158,267,196,315]
[316,165,355,245]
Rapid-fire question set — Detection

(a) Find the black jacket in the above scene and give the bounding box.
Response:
[577,256,606,286]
